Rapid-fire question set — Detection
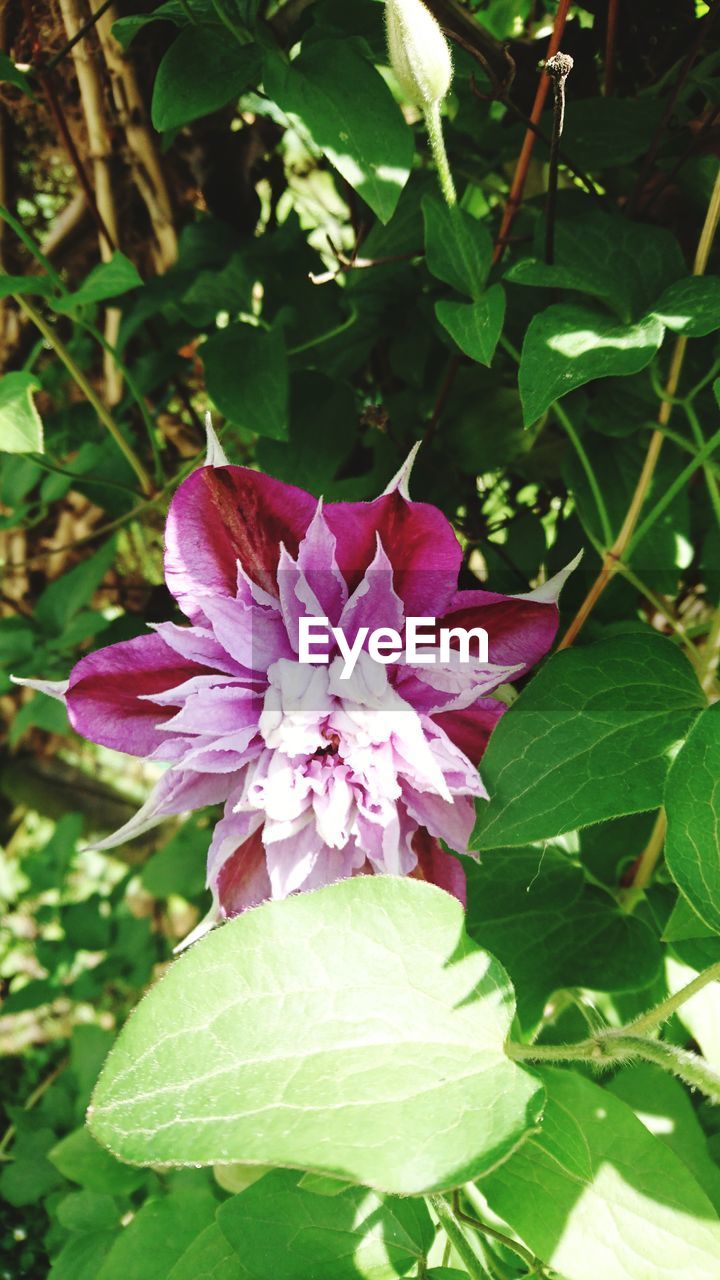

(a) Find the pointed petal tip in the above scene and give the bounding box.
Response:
[382,440,422,500]
[521,549,583,604]
[174,904,222,953]
[10,675,69,702]
[204,412,230,468]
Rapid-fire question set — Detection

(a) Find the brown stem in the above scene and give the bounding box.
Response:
[603,0,620,97]
[558,165,720,650]
[492,0,571,267]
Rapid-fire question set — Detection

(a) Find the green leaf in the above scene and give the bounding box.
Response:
[55,252,143,312]
[0,1127,64,1207]
[264,42,412,223]
[49,1127,146,1195]
[0,50,35,97]
[151,29,261,131]
[472,633,704,850]
[203,323,289,440]
[256,373,356,495]
[167,1223,246,1280]
[435,287,505,366]
[422,197,492,299]
[35,537,116,633]
[88,877,543,1194]
[665,704,720,935]
[141,817,210,901]
[465,847,662,1028]
[506,210,685,323]
[608,1064,720,1212]
[56,1190,120,1234]
[111,0,220,49]
[483,1068,720,1280]
[96,1189,218,1280]
[49,1231,119,1280]
[217,1168,434,1279]
[518,304,664,425]
[0,371,44,453]
[652,276,720,337]
[0,273,55,299]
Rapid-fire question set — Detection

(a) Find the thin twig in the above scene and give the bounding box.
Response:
[544,53,574,266]
[603,0,620,97]
[44,0,114,71]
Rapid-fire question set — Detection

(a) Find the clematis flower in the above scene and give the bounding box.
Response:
[15,426,576,925]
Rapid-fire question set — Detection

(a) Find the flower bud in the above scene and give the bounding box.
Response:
[386,0,453,108]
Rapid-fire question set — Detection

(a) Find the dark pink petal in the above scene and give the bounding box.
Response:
[149,622,250,677]
[164,465,317,619]
[214,825,271,917]
[324,490,462,618]
[434,698,506,766]
[411,827,467,906]
[67,633,212,756]
[438,583,564,680]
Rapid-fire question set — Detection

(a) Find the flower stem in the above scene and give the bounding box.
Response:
[624,961,720,1035]
[425,100,457,208]
[426,1194,490,1279]
[15,295,154,496]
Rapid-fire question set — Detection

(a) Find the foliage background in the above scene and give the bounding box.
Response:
[2,0,720,1277]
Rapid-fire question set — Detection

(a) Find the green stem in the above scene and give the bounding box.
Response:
[209,0,249,43]
[461,1184,538,1271]
[629,422,720,552]
[425,100,457,208]
[176,0,198,21]
[553,401,613,547]
[426,1194,490,1280]
[684,400,720,530]
[1,208,163,483]
[624,961,720,1035]
[499,334,611,548]
[15,296,154,496]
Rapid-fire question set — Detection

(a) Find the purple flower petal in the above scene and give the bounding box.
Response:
[66,634,214,756]
[164,466,317,619]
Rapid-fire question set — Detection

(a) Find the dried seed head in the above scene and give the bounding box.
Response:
[386,0,453,108]
[545,52,575,81]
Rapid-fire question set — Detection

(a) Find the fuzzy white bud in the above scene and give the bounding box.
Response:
[386,0,453,108]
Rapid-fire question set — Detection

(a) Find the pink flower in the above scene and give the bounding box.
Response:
[16,428,574,922]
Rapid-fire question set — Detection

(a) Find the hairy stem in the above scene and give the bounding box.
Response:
[426,1194,490,1279]
[425,100,457,208]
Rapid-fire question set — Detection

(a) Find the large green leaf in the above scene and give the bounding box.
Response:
[422,197,492,299]
[608,1064,720,1211]
[217,1169,434,1279]
[203,323,289,440]
[167,1223,247,1280]
[652,276,720,337]
[506,210,685,323]
[88,877,543,1194]
[0,372,43,453]
[151,29,261,131]
[465,848,662,1027]
[96,1187,218,1280]
[264,42,412,223]
[483,1069,720,1280]
[518,304,664,425]
[665,704,720,934]
[472,634,704,850]
[435,287,505,367]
